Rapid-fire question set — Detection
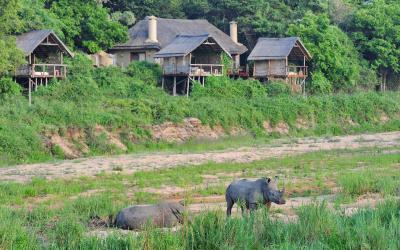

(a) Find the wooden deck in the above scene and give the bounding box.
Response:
[16,64,67,78]
[162,63,224,77]
[253,65,308,79]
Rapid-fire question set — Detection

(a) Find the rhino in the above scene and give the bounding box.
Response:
[225,176,286,216]
[114,202,185,230]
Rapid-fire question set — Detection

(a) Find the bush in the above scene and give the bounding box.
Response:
[126,61,162,85]
[0,77,21,99]
[266,81,291,97]
[191,76,267,99]
[310,71,332,94]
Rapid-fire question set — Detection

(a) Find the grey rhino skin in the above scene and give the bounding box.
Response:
[115,202,184,230]
[225,177,286,216]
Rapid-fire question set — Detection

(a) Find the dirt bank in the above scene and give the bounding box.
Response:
[1,131,399,182]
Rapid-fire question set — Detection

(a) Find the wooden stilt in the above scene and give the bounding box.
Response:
[173,77,177,96]
[186,77,190,97]
[28,79,32,106]
[202,77,205,87]
[45,78,48,87]
[161,77,165,90]
[35,78,38,91]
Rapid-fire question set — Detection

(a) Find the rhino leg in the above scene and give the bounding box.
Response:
[226,199,234,217]
[240,205,245,215]
[249,203,258,212]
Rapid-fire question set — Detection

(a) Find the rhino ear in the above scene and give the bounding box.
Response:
[267,178,271,183]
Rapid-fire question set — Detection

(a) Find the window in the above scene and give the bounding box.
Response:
[130,52,140,61]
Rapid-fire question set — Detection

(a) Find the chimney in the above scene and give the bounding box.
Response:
[230,21,238,44]
[147,16,158,43]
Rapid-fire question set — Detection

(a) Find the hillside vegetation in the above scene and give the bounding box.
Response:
[0,56,399,166]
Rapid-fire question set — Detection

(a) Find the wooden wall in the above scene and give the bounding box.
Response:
[254,59,286,77]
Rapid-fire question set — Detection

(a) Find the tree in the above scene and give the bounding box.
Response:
[288,12,361,93]
[18,0,64,36]
[347,0,400,90]
[104,0,186,20]
[0,0,23,34]
[48,0,128,53]
[0,0,24,76]
[111,11,136,26]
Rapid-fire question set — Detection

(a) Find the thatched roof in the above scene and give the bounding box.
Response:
[16,30,73,57]
[111,17,247,55]
[154,34,231,58]
[248,37,311,61]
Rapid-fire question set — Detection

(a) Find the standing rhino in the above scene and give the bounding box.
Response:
[114,202,185,230]
[225,177,286,216]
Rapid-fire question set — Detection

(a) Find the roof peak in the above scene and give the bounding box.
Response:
[176,33,209,38]
[258,37,299,41]
[144,16,209,22]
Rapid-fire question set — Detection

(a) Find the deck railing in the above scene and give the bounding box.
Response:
[30,64,67,78]
[162,63,224,76]
[190,64,224,76]
[287,66,308,78]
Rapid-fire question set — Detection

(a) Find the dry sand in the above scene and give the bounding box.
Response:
[1,131,399,182]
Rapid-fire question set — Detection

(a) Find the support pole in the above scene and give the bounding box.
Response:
[173,77,177,96]
[28,79,32,106]
[35,78,38,91]
[186,77,190,97]
[161,77,165,90]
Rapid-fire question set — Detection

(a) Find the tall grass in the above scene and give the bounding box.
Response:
[1,200,398,249]
[339,171,400,197]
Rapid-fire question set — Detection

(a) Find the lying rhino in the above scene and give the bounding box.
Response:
[225,177,286,216]
[114,202,185,230]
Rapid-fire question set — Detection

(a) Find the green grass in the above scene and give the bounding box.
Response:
[1,199,398,249]
[0,147,399,249]
[1,147,399,207]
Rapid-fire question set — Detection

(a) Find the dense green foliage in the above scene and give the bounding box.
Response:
[1,0,400,91]
[0,56,399,165]
[288,13,361,93]
[48,0,128,53]
[1,0,127,54]
[0,0,24,76]
[347,0,400,83]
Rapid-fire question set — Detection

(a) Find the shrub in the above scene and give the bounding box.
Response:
[0,77,21,99]
[266,81,291,97]
[126,61,162,85]
[310,71,332,94]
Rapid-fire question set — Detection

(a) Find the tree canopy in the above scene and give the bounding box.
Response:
[0,0,24,76]
[347,0,400,84]
[288,12,361,93]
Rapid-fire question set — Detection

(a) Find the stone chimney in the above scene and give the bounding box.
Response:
[147,16,158,43]
[230,21,238,44]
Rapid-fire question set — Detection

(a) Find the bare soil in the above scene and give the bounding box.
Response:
[1,131,400,182]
